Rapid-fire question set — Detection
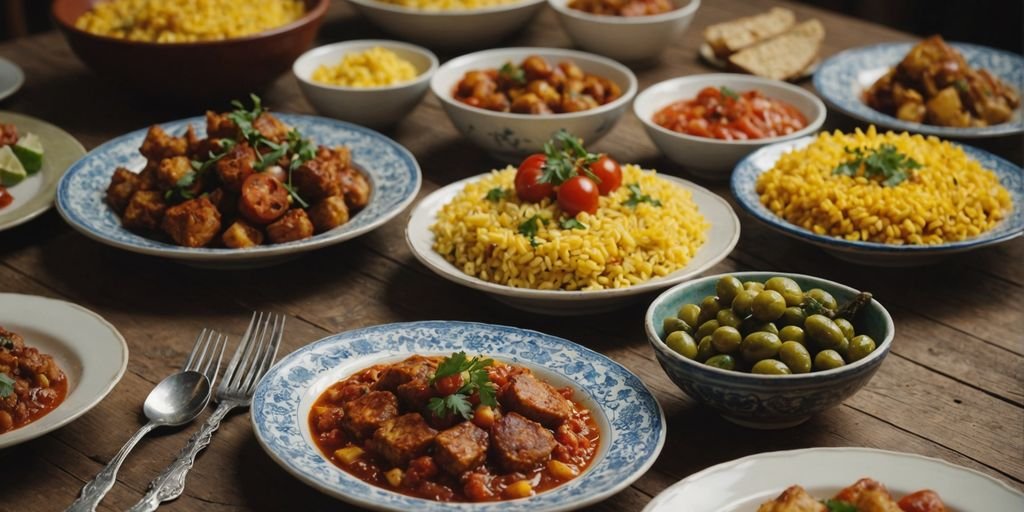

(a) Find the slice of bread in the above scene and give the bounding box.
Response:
[703,7,796,58]
[728,19,825,81]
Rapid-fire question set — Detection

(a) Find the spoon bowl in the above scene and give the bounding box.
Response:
[143,371,213,426]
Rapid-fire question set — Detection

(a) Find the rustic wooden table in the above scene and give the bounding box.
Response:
[1,1,1021,511]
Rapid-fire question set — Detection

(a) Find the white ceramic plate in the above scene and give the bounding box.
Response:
[644,447,1024,511]
[0,58,24,102]
[406,172,739,315]
[0,111,86,232]
[0,293,129,449]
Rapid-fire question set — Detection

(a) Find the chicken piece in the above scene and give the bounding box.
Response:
[434,421,488,475]
[265,208,314,244]
[926,87,971,127]
[215,143,256,192]
[154,156,194,191]
[205,188,237,219]
[252,112,290,144]
[139,125,187,161]
[374,356,438,392]
[521,56,553,81]
[122,190,167,231]
[500,373,571,428]
[561,94,600,113]
[106,167,141,214]
[559,61,584,80]
[339,167,371,210]
[511,92,553,114]
[834,479,902,512]
[292,159,341,202]
[221,219,264,248]
[341,390,399,440]
[370,413,438,467]
[136,160,159,191]
[491,412,556,473]
[206,110,238,139]
[307,195,350,233]
[757,485,826,512]
[161,197,221,247]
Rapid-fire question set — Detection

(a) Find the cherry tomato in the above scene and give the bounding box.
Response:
[898,490,947,512]
[588,155,622,195]
[434,374,463,396]
[514,153,554,202]
[557,176,599,216]
[239,173,289,225]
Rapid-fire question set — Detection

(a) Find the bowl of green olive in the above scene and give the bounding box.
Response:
[645,271,894,429]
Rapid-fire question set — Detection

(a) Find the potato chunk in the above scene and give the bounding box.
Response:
[222,220,264,248]
[308,195,350,233]
[122,190,167,230]
[155,156,194,191]
[161,197,221,247]
[106,167,140,214]
[339,167,371,210]
[266,208,314,244]
[139,125,187,161]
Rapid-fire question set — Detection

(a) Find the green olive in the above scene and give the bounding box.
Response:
[834,318,855,340]
[740,331,782,361]
[751,359,792,375]
[847,335,877,362]
[666,331,698,359]
[743,281,765,292]
[663,317,690,337]
[716,275,743,307]
[677,303,701,329]
[805,314,847,350]
[835,336,850,358]
[778,306,807,327]
[695,319,721,341]
[741,318,779,337]
[765,277,803,307]
[805,288,838,312]
[731,290,758,317]
[779,341,812,373]
[705,354,736,370]
[711,326,742,354]
[716,309,743,329]
[751,290,787,322]
[814,349,846,371]
[696,336,716,362]
[697,296,722,324]
[778,325,806,345]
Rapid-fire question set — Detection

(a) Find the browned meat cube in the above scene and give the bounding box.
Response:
[339,167,371,210]
[370,413,437,467]
[491,412,555,472]
[206,110,238,139]
[500,373,571,428]
[221,220,264,248]
[122,190,167,230]
[161,197,221,248]
[293,159,341,202]
[395,379,434,411]
[341,390,398,440]
[155,156,194,191]
[374,356,438,392]
[215,143,256,192]
[253,112,289,143]
[311,405,345,434]
[106,167,140,214]
[308,195,350,233]
[265,208,314,244]
[136,161,159,191]
[139,125,187,161]
[434,421,488,475]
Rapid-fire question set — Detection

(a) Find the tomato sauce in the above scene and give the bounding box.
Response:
[1,327,69,433]
[653,86,808,140]
[0,187,12,209]
[309,357,601,502]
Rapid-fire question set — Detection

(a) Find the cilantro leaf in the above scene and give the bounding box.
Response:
[538,130,601,186]
[431,351,469,384]
[832,144,921,187]
[823,499,858,512]
[720,86,740,100]
[0,335,13,350]
[560,218,586,230]
[0,373,14,398]
[428,352,497,420]
[427,394,473,420]
[622,183,662,208]
[485,187,509,202]
[519,214,546,247]
[498,62,526,85]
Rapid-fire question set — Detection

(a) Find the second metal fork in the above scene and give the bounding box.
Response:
[127,312,285,512]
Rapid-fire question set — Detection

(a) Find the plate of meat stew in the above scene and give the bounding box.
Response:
[251,321,666,510]
[55,99,421,268]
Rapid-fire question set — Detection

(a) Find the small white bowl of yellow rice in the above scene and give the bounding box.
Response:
[293,40,438,129]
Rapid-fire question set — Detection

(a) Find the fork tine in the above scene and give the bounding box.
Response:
[230,312,268,389]
[239,313,273,391]
[249,315,284,394]
[190,330,215,372]
[203,334,227,385]
[244,314,283,393]
[222,312,260,388]
[182,328,209,371]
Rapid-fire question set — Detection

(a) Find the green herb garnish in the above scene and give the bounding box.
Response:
[720,86,740,100]
[498,62,526,85]
[622,183,662,208]
[953,79,969,93]
[560,218,586,230]
[0,373,14,398]
[832,144,922,187]
[426,352,497,420]
[538,130,601,186]
[823,499,858,512]
[0,335,13,350]
[518,214,546,247]
[485,187,510,202]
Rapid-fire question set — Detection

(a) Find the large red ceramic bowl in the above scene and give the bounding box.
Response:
[53,0,328,101]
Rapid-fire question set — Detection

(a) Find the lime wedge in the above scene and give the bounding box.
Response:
[0,146,26,186]
[13,132,43,174]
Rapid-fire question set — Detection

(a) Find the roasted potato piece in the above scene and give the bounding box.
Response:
[139,125,187,161]
[511,93,552,114]
[308,195,350,233]
[266,208,314,244]
[926,87,970,127]
[215,143,256,192]
[161,197,222,248]
[154,156,193,191]
[222,220,264,248]
[106,167,140,214]
[339,167,371,210]
[122,190,167,231]
[205,110,238,139]
[522,55,553,81]
[293,158,342,202]
[757,485,826,512]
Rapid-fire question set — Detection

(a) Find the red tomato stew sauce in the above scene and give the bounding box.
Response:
[0,327,68,433]
[309,354,600,502]
[653,86,808,140]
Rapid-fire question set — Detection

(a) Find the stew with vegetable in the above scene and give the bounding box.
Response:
[652,86,808,140]
[0,327,68,433]
[759,478,947,512]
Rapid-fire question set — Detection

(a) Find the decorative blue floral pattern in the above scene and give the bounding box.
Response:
[251,321,666,511]
[814,42,1024,138]
[731,137,1024,255]
[56,114,421,260]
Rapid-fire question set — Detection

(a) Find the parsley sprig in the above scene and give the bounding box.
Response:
[560,218,586,230]
[720,86,740,100]
[823,499,858,512]
[0,373,14,398]
[1,333,14,350]
[833,144,922,187]
[426,352,498,421]
[498,62,526,85]
[485,187,510,202]
[537,130,601,186]
[622,183,662,208]
[518,214,547,247]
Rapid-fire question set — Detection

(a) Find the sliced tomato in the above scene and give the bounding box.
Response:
[239,173,289,225]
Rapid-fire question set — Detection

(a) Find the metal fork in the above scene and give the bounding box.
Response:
[68,330,226,512]
[128,312,285,512]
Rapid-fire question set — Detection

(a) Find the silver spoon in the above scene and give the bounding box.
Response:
[67,330,226,512]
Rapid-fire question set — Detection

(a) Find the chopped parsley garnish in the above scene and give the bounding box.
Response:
[622,183,662,208]
[953,79,969,93]
[0,373,14,398]
[485,187,510,202]
[823,499,858,512]
[538,130,601,186]
[560,217,586,230]
[518,214,546,247]
[720,86,740,100]
[833,144,922,187]
[0,334,13,350]
[498,62,526,85]
[426,352,497,421]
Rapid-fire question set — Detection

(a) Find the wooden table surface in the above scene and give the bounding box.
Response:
[1,1,1021,511]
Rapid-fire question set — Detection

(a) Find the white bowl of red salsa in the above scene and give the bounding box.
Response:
[634,73,825,180]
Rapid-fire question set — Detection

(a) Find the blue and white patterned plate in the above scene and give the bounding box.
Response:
[251,321,666,511]
[56,114,421,267]
[814,42,1024,139]
[731,136,1024,266]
